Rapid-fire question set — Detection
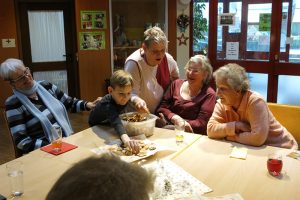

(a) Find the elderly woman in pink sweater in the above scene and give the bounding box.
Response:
[207,63,298,149]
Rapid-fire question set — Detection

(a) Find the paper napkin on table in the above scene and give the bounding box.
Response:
[287,151,300,160]
[199,193,244,200]
[230,146,247,159]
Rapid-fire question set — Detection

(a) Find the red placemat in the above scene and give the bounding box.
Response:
[40,142,78,155]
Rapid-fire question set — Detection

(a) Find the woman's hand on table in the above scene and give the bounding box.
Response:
[156,113,168,127]
[226,135,237,142]
[235,121,251,134]
[184,122,193,133]
[171,115,193,132]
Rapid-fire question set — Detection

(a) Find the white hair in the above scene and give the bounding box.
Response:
[184,55,213,86]
[0,58,25,80]
[143,26,168,47]
[213,63,250,93]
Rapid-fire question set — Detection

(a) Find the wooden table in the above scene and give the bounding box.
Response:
[0,126,200,199]
[1,126,299,200]
[172,136,300,200]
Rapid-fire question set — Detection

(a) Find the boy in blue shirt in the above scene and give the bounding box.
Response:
[89,70,148,154]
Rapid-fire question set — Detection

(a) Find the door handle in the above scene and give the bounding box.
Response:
[63,54,72,61]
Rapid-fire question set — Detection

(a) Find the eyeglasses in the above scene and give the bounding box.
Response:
[10,67,30,84]
[185,67,202,74]
[149,48,166,56]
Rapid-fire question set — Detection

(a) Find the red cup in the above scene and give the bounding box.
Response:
[267,153,283,176]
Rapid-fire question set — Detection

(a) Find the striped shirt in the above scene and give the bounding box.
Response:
[5,81,89,155]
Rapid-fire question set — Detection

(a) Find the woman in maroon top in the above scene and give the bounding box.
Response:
[156,55,216,134]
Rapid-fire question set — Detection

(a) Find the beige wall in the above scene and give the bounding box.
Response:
[176,4,190,78]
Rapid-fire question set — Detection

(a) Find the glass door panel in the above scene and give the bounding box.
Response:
[28,10,68,94]
[278,75,300,105]
[229,2,242,33]
[28,11,66,62]
[192,1,209,54]
[217,1,242,59]
[246,3,272,55]
[33,70,68,94]
[216,1,272,61]
[247,72,268,100]
[279,0,300,63]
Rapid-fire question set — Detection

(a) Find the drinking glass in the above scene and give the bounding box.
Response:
[50,125,62,152]
[175,119,186,144]
[267,153,283,177]
[6,161,24,197]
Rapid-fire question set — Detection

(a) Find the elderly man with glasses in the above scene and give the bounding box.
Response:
[0,58,100,156]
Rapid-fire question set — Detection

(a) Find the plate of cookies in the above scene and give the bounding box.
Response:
[91,140,158,163]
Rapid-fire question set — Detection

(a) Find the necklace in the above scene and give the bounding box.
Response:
[187,82,202,98]
[180,81,202,100]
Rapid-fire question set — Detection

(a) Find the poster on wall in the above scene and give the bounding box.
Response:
[259,13,271,31]
[226,42,239,60]
[81,11,106,29]
[218,13,235,26]
[79,32,105,50]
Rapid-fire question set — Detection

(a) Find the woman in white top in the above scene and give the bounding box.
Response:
[125,27,179,113]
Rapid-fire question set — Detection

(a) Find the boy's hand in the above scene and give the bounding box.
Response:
[121,134,140,154]
[125,140,140,154]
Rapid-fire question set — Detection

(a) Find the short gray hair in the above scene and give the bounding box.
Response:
[213,63,250,93]
[0,58,25,81]
[143,27,168,47]
[185,55,213,86]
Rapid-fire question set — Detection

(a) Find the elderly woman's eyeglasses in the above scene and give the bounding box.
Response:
[10,67,30,84]
[186,67,202,74]
[149,49,166,56]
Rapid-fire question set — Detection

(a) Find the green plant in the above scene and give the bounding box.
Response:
[193,0,208,52]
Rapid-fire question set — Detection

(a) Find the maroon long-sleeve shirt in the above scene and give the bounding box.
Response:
[156,79,216,134]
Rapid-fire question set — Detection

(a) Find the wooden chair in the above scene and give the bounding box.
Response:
[268,103,300,148]
[2,111,22,158]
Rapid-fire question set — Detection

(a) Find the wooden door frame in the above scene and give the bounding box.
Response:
[191,0,300,103]
[14,0,79,97]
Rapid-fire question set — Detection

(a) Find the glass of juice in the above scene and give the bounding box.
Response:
[50,125,62,152]
[267,153,283,177]
[175,119,186,145]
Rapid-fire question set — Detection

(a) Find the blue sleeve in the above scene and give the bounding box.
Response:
[89,101,126,136]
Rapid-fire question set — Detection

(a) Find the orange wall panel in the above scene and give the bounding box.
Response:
[75,0,112,101]
[0,1,20,107]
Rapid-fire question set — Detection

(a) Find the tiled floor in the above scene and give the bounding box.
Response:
[0,109,90,165]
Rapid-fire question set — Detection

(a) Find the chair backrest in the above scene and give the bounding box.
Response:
[268,103,300,148]
[2,111,22,158]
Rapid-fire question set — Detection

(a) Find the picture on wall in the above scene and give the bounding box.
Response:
[79,32,105,50]
[81,10,106,29]
[259,13,271,31]
[219,13,235,26]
